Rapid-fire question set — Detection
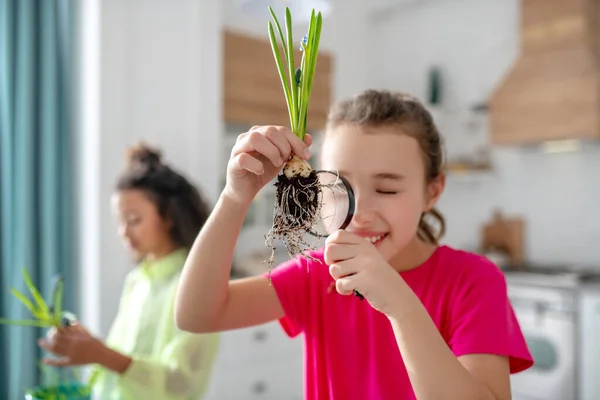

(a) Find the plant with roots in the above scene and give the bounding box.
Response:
[264,6,325,273]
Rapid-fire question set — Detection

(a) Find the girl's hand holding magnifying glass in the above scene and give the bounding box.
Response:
[324,230,405,315]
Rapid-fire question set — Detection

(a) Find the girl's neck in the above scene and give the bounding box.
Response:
[389,237,438,273]
[145,242,178,262]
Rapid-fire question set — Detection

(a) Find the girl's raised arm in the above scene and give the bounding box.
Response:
[174,126,311,333]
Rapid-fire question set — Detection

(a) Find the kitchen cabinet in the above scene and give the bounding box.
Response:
[204,321,304,399]
[223,30,333,132]
[428,106,492,172]
[488,0,600,145]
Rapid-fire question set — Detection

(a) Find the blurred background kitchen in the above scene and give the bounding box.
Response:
[1,0,600,398]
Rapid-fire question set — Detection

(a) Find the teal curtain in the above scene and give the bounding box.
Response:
[0,0,76,398]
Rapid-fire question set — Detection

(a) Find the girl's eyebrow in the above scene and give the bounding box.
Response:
[338,171,406,181]
[373,172,405,181]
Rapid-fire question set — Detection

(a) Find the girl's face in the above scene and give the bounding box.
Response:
[111,189,175,261]
[320,123,444,264]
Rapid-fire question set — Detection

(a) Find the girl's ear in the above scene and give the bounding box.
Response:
[424,174,445,211]
[163,211,175,230]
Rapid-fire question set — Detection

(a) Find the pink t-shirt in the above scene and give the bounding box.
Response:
[267,245,533,400]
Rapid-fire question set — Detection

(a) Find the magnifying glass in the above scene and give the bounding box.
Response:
[308,170,355,237]
[308,170,363,300]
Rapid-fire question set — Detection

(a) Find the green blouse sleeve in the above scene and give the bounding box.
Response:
[94,264,220,400]
[118,330,220,400]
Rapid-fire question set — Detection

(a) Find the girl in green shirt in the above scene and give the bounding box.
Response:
[38,143,220,400]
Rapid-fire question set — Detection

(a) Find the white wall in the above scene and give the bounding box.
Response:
[371,0,600,266]
[371,0,520,107]
[78,0,223,337]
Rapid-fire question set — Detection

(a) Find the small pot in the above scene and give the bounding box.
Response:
[24,382,91,400]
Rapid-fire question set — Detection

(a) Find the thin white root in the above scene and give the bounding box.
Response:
[264,160,324,281]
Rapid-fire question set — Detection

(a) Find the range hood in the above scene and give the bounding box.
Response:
[489,0,600,145]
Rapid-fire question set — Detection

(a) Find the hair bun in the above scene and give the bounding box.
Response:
[126,142,162,168]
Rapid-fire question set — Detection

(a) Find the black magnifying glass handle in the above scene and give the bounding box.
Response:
[311,170,363,300]
[345,273,363,300]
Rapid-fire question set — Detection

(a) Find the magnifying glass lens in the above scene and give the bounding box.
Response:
[310,171,352,237]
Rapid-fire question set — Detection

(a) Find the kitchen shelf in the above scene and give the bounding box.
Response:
[428,105,493,173]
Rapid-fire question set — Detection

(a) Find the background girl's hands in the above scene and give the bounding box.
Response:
[324,230,405,316]
[38,323,106,367]
[223,125,312,206]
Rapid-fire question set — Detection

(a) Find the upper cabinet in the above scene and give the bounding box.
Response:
[223,31,333,132]
[489,0,600,145]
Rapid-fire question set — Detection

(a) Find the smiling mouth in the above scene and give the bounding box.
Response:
[362,234,388,245]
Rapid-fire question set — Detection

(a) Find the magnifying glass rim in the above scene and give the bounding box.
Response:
[307,169,355,237]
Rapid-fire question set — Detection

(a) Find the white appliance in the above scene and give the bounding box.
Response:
[506,269,600,400]
[508,283,577,400]
[579,288,600,400]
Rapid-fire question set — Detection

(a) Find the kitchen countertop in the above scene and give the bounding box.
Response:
[502,264,600,289]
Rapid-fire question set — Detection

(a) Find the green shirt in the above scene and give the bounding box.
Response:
[93,248,219,400]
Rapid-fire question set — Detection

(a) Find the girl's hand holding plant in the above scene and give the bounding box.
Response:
[39,324,106,367]
[325,230,406,316]
[224,126,312,207]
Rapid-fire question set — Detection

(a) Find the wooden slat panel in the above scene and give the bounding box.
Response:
[223,30,333,132]
[522,0,584,28]
[490,73,600,144]
[489,0,600,144]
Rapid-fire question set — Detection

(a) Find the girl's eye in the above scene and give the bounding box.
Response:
[126,215,141,224]
[376,190,398,195]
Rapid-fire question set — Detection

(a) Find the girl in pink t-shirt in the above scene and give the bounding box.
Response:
[176,89,533,399]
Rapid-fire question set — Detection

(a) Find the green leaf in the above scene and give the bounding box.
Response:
[0,317,52,327]
[268,21,294,128]
[298,11,322,138]
[21,267,50,318]
[298,52,308,137]
[268,6,288,65]
[86,368,101,392]
[9,287,40,314]
[53,277,64,324]
[285,7,298,132]
[305,12,323,109]
[268,7,323,140]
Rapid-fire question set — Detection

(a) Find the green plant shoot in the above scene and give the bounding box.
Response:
[1,269,98,397]
[264,6,326,272]
[0,268,63,328]
[268,6,323,141]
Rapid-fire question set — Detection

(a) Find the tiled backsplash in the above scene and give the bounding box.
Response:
[439,145,600,266]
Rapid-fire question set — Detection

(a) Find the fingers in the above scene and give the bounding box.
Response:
[233,128,285,169]
[335,276,357,296]
[234,153,265,175]
[324,243,357,265]
[38,327,74,355]
[42,356,72,367]
[304,133,313,148]
[232,126,311,168]
[328,262,359,280]
[325,230,364,249]
[38,337,67,355]
[281,128,312,160]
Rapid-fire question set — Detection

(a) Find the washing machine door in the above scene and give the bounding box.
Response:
[508,286,576,400]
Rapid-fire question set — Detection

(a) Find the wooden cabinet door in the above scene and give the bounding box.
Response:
[223,30,333,132]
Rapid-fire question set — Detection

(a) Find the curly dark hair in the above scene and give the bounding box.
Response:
[116,142,211,250]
